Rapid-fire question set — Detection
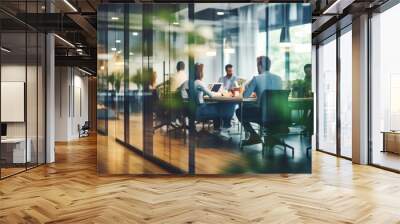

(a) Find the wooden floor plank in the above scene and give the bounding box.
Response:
[0,135,400,223]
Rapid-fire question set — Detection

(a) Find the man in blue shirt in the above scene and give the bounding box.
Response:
[218,64,238,91]
[236,56,283,146]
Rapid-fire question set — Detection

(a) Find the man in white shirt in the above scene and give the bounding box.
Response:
[218,64,238,91]
[170,61,186,91]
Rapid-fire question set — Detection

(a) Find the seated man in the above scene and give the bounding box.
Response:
[193,63,235,132]
[170,61,187,91]
[218,64,238,91]
[290,64,312,98]
[236,56,283,146]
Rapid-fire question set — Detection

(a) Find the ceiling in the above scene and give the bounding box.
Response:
[0,0,394,74]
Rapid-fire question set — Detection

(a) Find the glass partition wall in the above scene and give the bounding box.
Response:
[0,4,46,179]
[97,3,312,174]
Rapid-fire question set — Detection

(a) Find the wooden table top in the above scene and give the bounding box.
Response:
[204,95,313,103]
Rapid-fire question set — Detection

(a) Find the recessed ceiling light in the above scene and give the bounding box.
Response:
[76,48,83,52]
[111,47,117,51]
[1,47,11,53]
[117,50,121,54]
[111,17,119,21]
[54,34,75,48]
[116,40,121,43]
[63,0,78,12]
[129,52,134,56]
[173,22,179,25]
[78,67,93,76]
[100,66,105,70]
[132,32,138,36]
[41,5,46,10]
[217,11,224,16]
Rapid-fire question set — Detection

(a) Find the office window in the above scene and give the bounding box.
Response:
[317,37,337,154]
[371,4,400,171]
[339,28,352,158]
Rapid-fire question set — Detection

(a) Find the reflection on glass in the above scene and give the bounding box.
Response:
[317,38,337,154]
[97,3,312,175]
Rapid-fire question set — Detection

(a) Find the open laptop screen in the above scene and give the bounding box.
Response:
[210,83,222,92]
[1,123,7,137]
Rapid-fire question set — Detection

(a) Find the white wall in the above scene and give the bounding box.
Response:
[1,65,33,138]
[55,67,89,141]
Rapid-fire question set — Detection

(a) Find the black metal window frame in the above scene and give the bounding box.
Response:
[367,0,400,173]
[315,22,352,161]
[0,1,48,180]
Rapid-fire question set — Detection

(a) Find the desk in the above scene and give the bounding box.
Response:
[205,95,312,104]
[1,138,31,164]
[382,131,400,154]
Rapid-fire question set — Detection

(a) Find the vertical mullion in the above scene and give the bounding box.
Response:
[0,21,2,179]
[367,11,373,165]
[188,3,195,174]
[124,5,130,144]
[25,0,28,171]
[316,44,320,151]
[336,28,341,157]
[265,7,269,59]
[44,2,47,164]
[36,0,39,167]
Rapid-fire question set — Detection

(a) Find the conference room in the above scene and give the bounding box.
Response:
[97,3,313,174]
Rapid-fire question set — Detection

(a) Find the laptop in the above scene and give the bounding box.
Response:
[208,83,223,93]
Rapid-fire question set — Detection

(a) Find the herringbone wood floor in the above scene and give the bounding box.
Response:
[1,135,400,223]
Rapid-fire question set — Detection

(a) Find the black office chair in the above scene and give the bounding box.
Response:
[78,121,90,138]
[154,90,188,136]
[153,88,169,131]
[259,90,294,157]
[303,96,313,158]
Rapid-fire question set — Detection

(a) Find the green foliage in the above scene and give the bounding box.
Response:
[108,72,123,92]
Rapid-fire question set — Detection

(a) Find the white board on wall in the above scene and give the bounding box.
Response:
[1,82,25,122]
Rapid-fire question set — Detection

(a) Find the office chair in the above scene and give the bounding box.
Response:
[154,90,188,139]
[78,121,90,138]
[304,97,313,158]
[258,90,294,157]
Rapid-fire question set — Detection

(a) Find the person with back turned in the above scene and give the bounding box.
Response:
[170,61,186,91]
[236,56,283,146]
